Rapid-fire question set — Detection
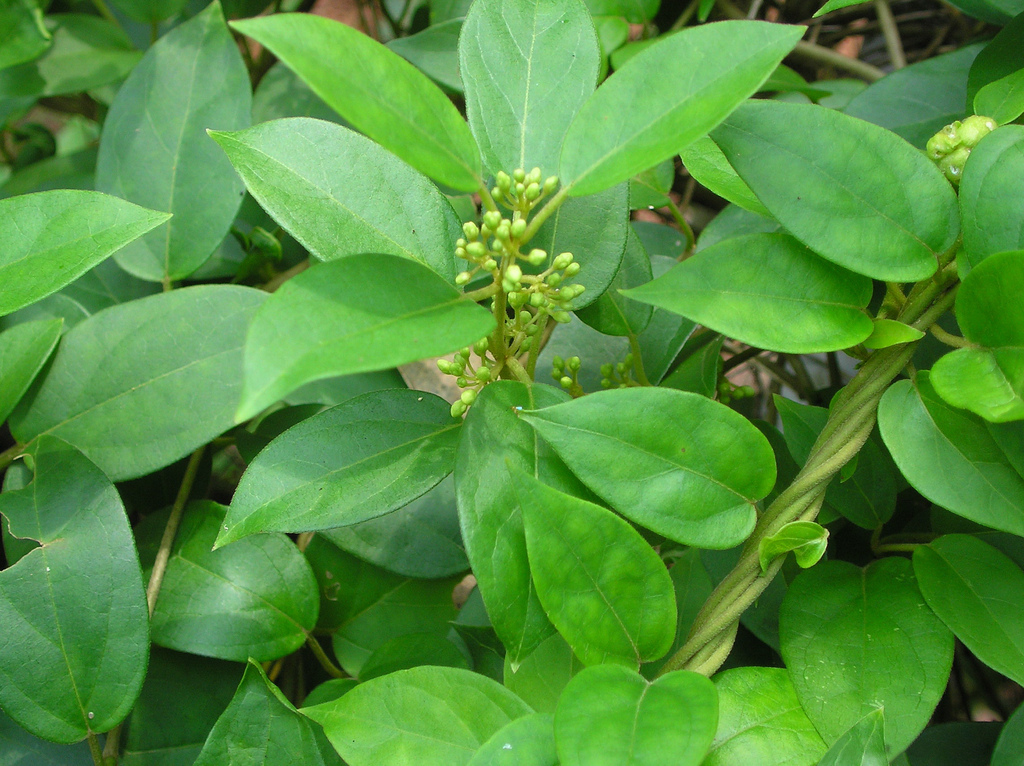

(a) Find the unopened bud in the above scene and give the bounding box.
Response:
[462,222,479,240]
[455,271,472,285]
[509,291,528,308]
[564,262,581,277]
[524,182,541,200]
[483,258,498,271]
[543,176,559,193]
[552,355,564,370]
[958,114,996,148]
[437,359,453,374]
[496,170,512,190]
[515,182,526,196]
[495,222,511,241]
[456,376,469,387]
[483,211,502,229]
[546,272,562,287]
[511,219,527,238]
[552,310,572,323]
[559,376,573,390]
[552,252,573,270]
[600,363,614,377]
[520,337,533,351]
[451,400,467,418]
[530,292,546,308]
[513,168,526,183]
[474,337,490,355]
[475,367,491,382]
[461,389,478,405]
[466,241,487,258]
[455,246,467,259]
[506,264,523,283]
[527,167,542,184]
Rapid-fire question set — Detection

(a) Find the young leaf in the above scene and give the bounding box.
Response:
[779,558,953,754]
[559,20,803,196]
[0,318,61,424]
[679,135,771,217]
[9,285,266,481]
[460,0,600,177]
[96,1,251,283]
[0,190,169,317]
[863,318,925,349]
[210,118,461,282]
[503,633,583,715]
[817,709,888,766]
[0,0,50,70]
[302,666,532,766]
[0,437,149,743]
[968,14,1024,124]
[236,255,495,421]
[231,13,482,192]
[623,232,874,353]
[913,534,1024,686]
[554,664,718,766]
[513,472,677,667]
[469,713,557,766]
[713,100,960,281]
[758,521,829,573]
[222,390,461,546]
[521,388,776,548]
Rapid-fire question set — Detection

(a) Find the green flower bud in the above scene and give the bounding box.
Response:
[518,310,532,325]
[616,362,628,374]
[483,210,502,229]
[509,291,528,308]
[543,176,559,193]
[552,252,573,270]
[925,130,956,161]
[559,376,573,390]
[474,337,490,355]
[623,353,633,366]
[456,376,469,387]
[462,222,479,240]
[551,310,572,323]
[546,272,562,287]
[456,237,467,247]
[529,292,546,308]
[736,385,756,398]
[600,363,614,377]
[480,224,492,239]
[520,337,533,351]
[455,271,472,285]
[513,168,526,183]
[492,187,501,199]
[552,355,565,370]
[461,389,478,405]
[437,359,452,374]
[601,378,612,388]
[483,258,498,271]
[939,146,971,185]
[511,219,527,238]
[496,170,512,190]
[527,248,547,266]
[475,367,491,382]
[459,347,472,360]
[466,241,488,259]
[527,167,542,184]
[552,369,563,381]
[525,323,540,335]
[567,356,581,372]
[502,278,517,293]
[455,246,468,259]
[958,114,996,148]
[506,263,523,283]
[524,182,541,201]
[451,400,467,418]
[495,222,511,241]
[515,182,526,196]
[564,262,581,277]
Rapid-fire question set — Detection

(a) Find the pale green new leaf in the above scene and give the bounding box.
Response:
[0,318,61,424]
[0,0,50,70]
[758,521,828,573]
[817,709,887,766]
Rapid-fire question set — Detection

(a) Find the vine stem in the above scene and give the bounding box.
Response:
[305,634,348,678]
[87,731,105,766]
[0,442,23,472]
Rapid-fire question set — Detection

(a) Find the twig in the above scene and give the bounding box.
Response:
[874,0,907,69]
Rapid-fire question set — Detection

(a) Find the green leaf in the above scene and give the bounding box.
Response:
[107,0,188,24]
[863,318,925,349]
[628,159,675,210]
[704,666,825,766]
[878,373,1024,536]
[714,100,959,281]
[514,472,676,667]
[968,13,1024,124]
[0,318,61,424]
[679,135,770,217]
[96,1,251,283]
[0,15,139,99]
[504,633,583,715]
[0,190,169,317]
[137,501,319,662]
[251,62,341,125]
[779,558,953,754]
[993,702,1024,766]
[554,664,718,766]
[231,13,482,192]
[0,0,50,70]
[10,285,266,481]
[0,710,92,765]
[359,633,470,681]
[976,71,1024,126]
[303,666,533,766]
[194,660,343,766]
[236,255,494,421]
[932,251,1024,422]
[0,437,149,743]
[0,145,97,199]
[222,389,460,546]
[959,127,1024,274]
[469,713,557,766]
[813,0,869,16]
[387,18,463,93]
[559,20,802,196]
[521,388,776,548]
[913,534,1024,686]
[210,118,461,281]
[905,721,1002,766]
[758,521,828,573]
[584,0,660,23]
[575,224,653,336]
[461,0,599,177]
[455,381,584,664]
[817,709,887,766]
[624,232,873,353]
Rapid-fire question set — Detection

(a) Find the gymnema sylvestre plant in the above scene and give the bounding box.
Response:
[1,0,1024,762]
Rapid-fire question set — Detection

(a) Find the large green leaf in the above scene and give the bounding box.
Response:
[210,118,461,281]
[703,667,825,766]
[714,100,960,281]
[137,501,319,662]
[0,437,149,743]
[503,633,583,715]
[455,381,584,664]
[222,389,460,546]
[10,285,265,481]
[514,473,676,667]
[469,713,557,766]
[521,388,776,548]
[913,534,1024,686]
[237,255,494,421]
[959,126,1024,274]
[0,0,50,70]
[251,62,341,125]
[0,318,61,424]
[679,135,770,217]
[0,710,92,765]
[194,661,343,766]
[107,0,189,24]
[576,224,653,337]
[303,666,532,766]
[387,18,463,92]
[559,20,802,196]
[779,558,953,754]
[817,709,887,766]
[905,721,1002,766]
[624,232,873,353]
[993,702,1024,766]
[0,190,169,317]
[231,13,482,192]
[460,0,599,176]
[878,373,1024,536]
[96,1,250,283]
[969,14,1024,125]
[554,664,717,766]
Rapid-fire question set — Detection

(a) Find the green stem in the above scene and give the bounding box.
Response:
[478,183,499,213]
[87,732,105,766]
[0,442,24,472]
[874,0,907,69]
[520,185,571,244]
[789,40,886,82]
[628,334,652,386]
[89,0,122,30]
[306,634,347,678]
[462,283,499,303]
[663,196,696,256]
[874,543,920,555]
[505,355,533,385]
[930,325,974,349]
[525,315,555,378]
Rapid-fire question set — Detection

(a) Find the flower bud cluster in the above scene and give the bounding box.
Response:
[925,115,996,186]
[550,355,583,397]
[717,379,756,405]
[599,354,638,389]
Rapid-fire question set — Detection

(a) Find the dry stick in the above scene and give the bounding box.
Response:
[875,0,908,69]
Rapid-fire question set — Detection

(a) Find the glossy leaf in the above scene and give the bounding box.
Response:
[817,709,887,766]
[521,388,776,548]
[96,1,250,283]
[714,100,959,281]
[359,633,470,681]
[460,0,599,176]
[137,501,319,662]
[237,255,495,421]
[0,710,92,765]
[503,632,583,715]
[222,389,460,546]
[779,558,953,754]
[993,701,1024,766]
[575,224,653,336]
[210,118,461,281]
[232,13,482,192]
[679,135,770,217]
[758,521,828,573]
[10,285,266,481]
[959,126,1024,273]
[0,0,50,70]
[554,664,718,766]
[469,713,557,766]
[514,473,676,667]
[0,318,61,424]
[0,437,148,743]
[108,0,189,24]
[703,667,826,766]
[863,318,925,349]
[303,666,532,766]
[387,18,463,92]
[624,232,874,353]
[194,661,343,766]
[970,14,1024,124]
[905,721,1001,766]
[559,20,802,196]
[913,534,1024,686]
[0,190,169,317]
[879,373,1024,536]
[251,62,341,125]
